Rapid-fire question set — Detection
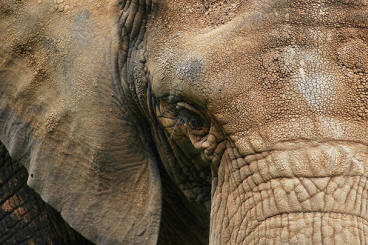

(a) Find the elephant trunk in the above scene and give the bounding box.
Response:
[210,140,368,244]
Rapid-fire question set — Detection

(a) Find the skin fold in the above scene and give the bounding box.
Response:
[0,0,367,244]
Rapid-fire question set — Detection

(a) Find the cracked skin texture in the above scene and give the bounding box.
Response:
[146,0,368,244]
[0,0,368,244]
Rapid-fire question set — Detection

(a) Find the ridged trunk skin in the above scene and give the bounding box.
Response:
[0,144,94,245]
[210,141,368,244]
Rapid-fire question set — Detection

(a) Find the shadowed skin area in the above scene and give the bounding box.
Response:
[0,0,367,244]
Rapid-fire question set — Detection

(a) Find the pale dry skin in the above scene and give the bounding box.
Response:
[0,0,367,244]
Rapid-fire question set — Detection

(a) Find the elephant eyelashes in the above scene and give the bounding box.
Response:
[176,109,203,130]
[175,102,209,135]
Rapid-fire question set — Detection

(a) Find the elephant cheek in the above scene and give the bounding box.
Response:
[210,141,368,244]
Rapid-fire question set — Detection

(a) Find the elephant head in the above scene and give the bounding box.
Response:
[1,0,367,244]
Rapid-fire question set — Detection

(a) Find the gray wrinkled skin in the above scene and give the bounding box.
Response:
[1,0,367,244]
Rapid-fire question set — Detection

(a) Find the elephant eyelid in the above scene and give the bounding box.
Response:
[176,102,206,120]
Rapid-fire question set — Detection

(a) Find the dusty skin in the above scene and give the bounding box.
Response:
[0,0,368,244]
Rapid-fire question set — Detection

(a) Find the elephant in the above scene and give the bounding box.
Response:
[0,0,367,244]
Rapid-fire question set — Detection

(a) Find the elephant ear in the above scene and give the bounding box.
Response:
[0,1,161,244]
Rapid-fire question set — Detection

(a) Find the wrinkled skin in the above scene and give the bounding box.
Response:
[0,0,367,244]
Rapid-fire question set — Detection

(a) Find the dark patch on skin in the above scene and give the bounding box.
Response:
[74,9,90,23]
[44,38,59,54]
[70,10,93,43]
[62,55,76,84]
[65,10,94,98]
[177,58,203,83]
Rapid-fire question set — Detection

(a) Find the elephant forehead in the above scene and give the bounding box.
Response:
[147,2,368,151]
[149,0,368,101]
[154,0,368,32]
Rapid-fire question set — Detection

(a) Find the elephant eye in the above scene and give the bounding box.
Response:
[177,109,203,130]
[175,102,208,135]
[156,100,209,139]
